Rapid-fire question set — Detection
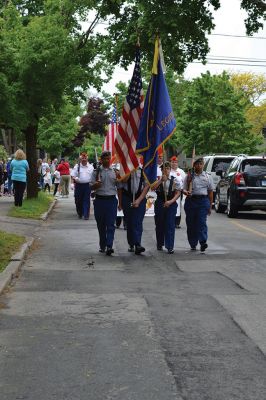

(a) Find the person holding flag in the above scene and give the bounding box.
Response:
[114,44,149,255]
[153,161,182,253]
[136,36,176,188]
[170,155,186,228]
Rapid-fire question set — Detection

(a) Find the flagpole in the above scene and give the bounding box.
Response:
[162,144,167,203]
[132,35,141,205]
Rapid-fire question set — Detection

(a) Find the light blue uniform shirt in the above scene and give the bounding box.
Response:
[90,166,117,196]
[11,159,29,182]
[183,171,214,195]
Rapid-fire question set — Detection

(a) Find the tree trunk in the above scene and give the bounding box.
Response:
[25,124,38,198]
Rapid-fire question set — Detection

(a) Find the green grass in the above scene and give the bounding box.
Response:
[0,231,25,272]
[8,191,54,219]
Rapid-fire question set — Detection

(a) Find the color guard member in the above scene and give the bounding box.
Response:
[154,161,182,254]
[90,151,121,256]
[118,163,149,255]
[170,155,186,228]
[183,157,214,252]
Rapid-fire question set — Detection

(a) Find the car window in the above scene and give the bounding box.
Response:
[211,158,235,172]
[227,159,239,174]
[241,159,266,175]
[203,158,210,171]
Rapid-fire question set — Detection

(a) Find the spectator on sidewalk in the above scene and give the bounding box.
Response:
[53,169,60,196]
[57,158,70,197]
[0,159,3,196]
[6,157,13,195]
[11,149,29,207]
[43,167,52,193]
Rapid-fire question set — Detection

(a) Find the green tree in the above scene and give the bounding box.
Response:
[79,134,105,162]
[37,97,81,156]
[0,0,265,197]
[230,73,266,139]
[0,145,8,160]
[0,1,112,197]
[179,72,263,155]
[102,0,266,72]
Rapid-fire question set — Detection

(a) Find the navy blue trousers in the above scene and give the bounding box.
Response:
[94,197,118,250]
[184,197,210,248]
[122,194,146,246]
[155,199,177,250]
[74,182,91,218]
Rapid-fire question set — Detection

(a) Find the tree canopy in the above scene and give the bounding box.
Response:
[0,0,265,196]
[179,72,263,155]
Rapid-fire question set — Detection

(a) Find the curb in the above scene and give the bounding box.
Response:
[0,237,35,296]
[40,199,57,221]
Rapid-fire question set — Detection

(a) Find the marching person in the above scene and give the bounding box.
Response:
[90,151,120,256]
[71,152,94,220]
[183,157,214,252]
[118,159,149,255]
[170,155,186,229]
[10,149,29,207]
[154,161,182,254]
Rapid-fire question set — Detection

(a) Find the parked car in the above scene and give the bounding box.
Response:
[203,154,236,201]
[214,155,266,217]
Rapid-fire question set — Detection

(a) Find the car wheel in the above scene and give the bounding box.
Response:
[227,194,238,218]
[214,191,226,213]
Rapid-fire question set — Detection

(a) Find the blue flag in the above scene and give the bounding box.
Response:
[136,39,176,186]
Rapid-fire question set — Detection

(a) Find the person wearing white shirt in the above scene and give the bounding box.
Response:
[71,152,94,220]
[43,167,52,193]
[170,156,186,228]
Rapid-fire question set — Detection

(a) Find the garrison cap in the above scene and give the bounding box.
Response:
[193,157,204,166]
[101,150,111,158]
[160,161,171,170]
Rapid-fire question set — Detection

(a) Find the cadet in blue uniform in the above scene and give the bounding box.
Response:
[154,162,182,254]
[183,157,214,252]
[118,166,149,255]
[90,151,120,256]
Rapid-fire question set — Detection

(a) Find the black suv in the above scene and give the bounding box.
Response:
[214,155,266,217]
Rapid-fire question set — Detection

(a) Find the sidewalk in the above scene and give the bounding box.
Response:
[0,196,41,237]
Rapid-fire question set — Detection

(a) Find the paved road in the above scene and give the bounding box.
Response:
[0,196,266,400]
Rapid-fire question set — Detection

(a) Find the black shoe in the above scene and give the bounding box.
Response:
[167,249,174,254]
[99,248,105,253]
[106,247,114,256]
[78,215,82,219]
[128,245,134,252]
[135,245,145,255]
[200,242,208,252]
[157,246,163,251]
[190,247,197,251]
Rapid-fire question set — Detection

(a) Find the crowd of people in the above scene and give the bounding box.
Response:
[0,153,72,206]
[71,150,214,255]
[1,149,214,254]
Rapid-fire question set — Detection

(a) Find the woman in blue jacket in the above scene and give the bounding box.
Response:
[11,149,29,206]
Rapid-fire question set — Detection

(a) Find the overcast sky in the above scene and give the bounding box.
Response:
[97,0,266,96]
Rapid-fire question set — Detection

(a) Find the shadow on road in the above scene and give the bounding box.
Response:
[234,211,266,220]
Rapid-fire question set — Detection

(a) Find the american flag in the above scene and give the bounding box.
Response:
[114,47,144,177]
[103,105,118,157]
